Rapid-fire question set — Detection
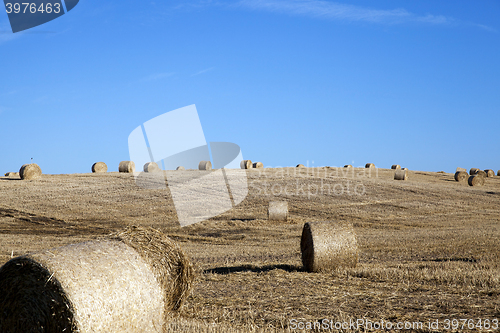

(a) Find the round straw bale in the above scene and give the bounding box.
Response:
[365,163,375,169]
[476,170,487,178]
[484,169,495,177]
[19,163,42,180]
[176,166,185,171]
[401,167,408,171]
[456,167,467,173]
[240,160,252,169]
[469,168,480,175]
[391,164,401,170]
[344,165,352,168]
[454,171,468,182]
[119,161,135,173]
[252,162,264,169]
[143,162,161,173]
[0,226,194,333]
[498,170,500,177]
[296,164,305,168]
[394,169,408,180]
[268,201,288,222]
[300,221,358,273]
[91,162,107,173]
[198,161,212,170]
[468,175,485,186]
[4,172,19,177]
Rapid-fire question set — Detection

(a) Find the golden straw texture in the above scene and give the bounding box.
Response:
[268,201,288,222]
[19,163,42,180]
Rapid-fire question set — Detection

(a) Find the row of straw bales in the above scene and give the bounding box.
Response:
[454,167,498,186]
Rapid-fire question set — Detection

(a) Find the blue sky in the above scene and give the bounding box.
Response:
[1,0,499,175]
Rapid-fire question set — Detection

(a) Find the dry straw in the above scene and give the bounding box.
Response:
[268,201,288,222]
[484,169,495,177]
[119,161,135,173]
[19,163,42,180]
[300,221,358,273]
[240,160,252,169]
[469,168,480,175]
[176,166,185,171]
[252,162,264,169]
[394,169,408,181]
[456,167,467,173]
[454,171,468,182]
[91,162,107,173]
[144,162,161,173]
[199,161,212,170]
[468,175,485,187]
[296,164,305,168]
[391,164,401,170]
[365,163,375,169]
[0,226,194,333]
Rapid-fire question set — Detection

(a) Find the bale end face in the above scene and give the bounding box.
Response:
[484,169,495,177]
[268,201,288,222]
[454,171,468,182]
[119,161,135,173]
[92,162,108,173]
[394,169,408,181]
[198,161,212,171]
[468,175,485,186]
[240,160,252,169]
[391,164,401,170]
[300,221,358,273]
[19,163,42,180]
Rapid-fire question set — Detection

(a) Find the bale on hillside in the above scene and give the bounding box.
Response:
[240,160,252,169]
[119,161,135,173]
[469,168,480,175]
[456,167,467,173]
[4,172,19,177]
[498,170,500,177]
[0,226,194,333]
[484,169,495,177]
[176,166,185,171]
[19,163,42,180]
[468,175,485,187]
[365,163,375,169]
[143,162,161,173]
[391,164,401,170]
[252,162,264,169]
[199,161,212,171]
[454,171,468,182]
[344,165,352,168]
[401,168,408,171]
[300,221,358,273]
[268,201,288,222]
[296,164,305,168]
[91,162,107,173]
[476,170,487,178]
[394,169,408,181]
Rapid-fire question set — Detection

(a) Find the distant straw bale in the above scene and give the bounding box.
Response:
[91,162,107,173]
[484,169,495,177]
[454,171,468,182]
[344,165,352,168]
[391,164,401,170]
[468,175,485,186]
[469,168,480,175]
[268,201,288,222]
[498,170,500,177]
[394,169,408,181]
[296,164,305,168]
[199,161,212,171]
[365,163,375,169]
[456,167,467,173]
[176,166,185,171]
[119,161,135,173]
[300,221,358,273]
[240,160,252,169]
[252,162,264,169]
[4,172,19,177]
[476,170,487,178]
[19,163,42,180]
[0,226,194,333]
[143,162,161,173]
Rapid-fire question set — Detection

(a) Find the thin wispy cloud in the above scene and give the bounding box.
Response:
[234,0,454,25]
[139,72,174,82]
[191,67,215,77]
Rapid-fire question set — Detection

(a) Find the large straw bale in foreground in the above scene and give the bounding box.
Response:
[268,201,288,222]
[119,161,135,173]
[454,171,468,182]
[468,175,485,187]
[19,163,42,180]
[240,160,252,169]
[300,221,358,273]
[143,162,161,173]
[91,162,107,173]
[394,169,408,180]
[0,226,194,333]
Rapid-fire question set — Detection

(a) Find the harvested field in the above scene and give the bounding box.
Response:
[1,167,499,332]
